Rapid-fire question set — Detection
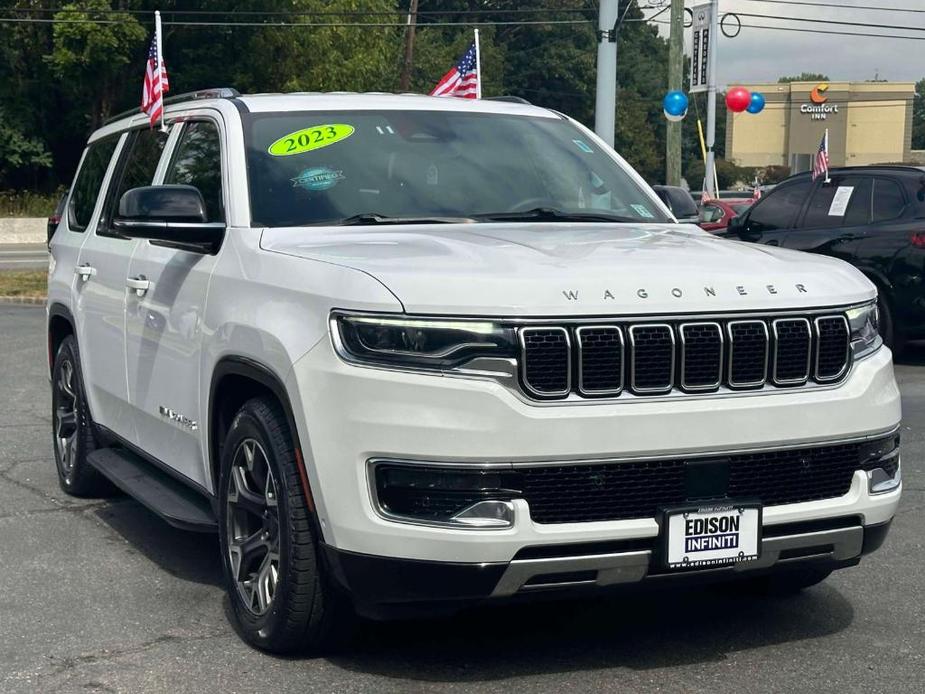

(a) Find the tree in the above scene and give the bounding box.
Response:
[913,78,925,151]
[778,72,829,83]
[0,107,52,184]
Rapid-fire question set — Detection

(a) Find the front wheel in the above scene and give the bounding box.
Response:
[218,397,350,654]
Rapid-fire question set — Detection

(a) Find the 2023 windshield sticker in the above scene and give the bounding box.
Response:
[267,124,355,156]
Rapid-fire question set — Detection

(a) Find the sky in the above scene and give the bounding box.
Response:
[652,0,925,86]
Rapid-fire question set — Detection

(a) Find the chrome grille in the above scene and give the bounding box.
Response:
[517,312,851,400]
[520,327,570,397]
[576,326,623,395]
[815,316,850,381]
[772,318,812,385]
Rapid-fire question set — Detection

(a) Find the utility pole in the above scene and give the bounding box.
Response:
[665,0,684,186]
[594,0,619,147]
[705,0,720,197]
[398,0,419,91]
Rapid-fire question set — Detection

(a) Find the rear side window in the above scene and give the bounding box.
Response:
[165,121,224,222]
[99,128,169,237]
[801,177,872,229]
[68,137,118,232]
[872,179,906,223]
[746,180,812,232]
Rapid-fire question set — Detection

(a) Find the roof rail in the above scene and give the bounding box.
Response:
[103,87,241,125]
[484,95,532,105]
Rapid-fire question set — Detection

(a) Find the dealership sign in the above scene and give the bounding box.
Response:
[801,83,838,120]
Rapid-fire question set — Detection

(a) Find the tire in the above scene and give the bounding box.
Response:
[51,335,109,497]
[218,396,351,654]
[729,566,832,596]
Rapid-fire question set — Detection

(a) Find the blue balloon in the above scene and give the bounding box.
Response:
[662,90,689,118]
[747,91,766,114]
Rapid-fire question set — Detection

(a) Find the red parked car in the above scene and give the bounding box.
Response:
[699,198,754,232]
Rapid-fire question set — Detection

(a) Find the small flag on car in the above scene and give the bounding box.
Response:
[141,11,170,129]
[812,129,830,183]
[430,31,481,99]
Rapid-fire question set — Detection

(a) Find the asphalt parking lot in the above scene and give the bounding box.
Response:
[0,304,922,693]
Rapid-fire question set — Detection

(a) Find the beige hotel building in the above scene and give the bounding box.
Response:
[725,81,922,173]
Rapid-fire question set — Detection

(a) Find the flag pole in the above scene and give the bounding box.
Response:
[824,128,830,183]
[155,10,167,133]
[473,28,482,99]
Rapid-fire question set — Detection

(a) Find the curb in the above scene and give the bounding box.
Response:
[0,296,46,306]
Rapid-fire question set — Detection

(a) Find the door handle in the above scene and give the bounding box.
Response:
[126,276,151,296]
[74,264,96,281]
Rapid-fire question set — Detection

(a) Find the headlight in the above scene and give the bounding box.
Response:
[332,312,517,370]
[846,301,881,359]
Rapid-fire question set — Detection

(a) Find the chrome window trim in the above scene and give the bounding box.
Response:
[628,323,675,395]
[519,326,572,398]
[576,325,624,396]
[772,317,812,386]
[679,321,723,392]
[814,315,851,383]
[726,319,769,389]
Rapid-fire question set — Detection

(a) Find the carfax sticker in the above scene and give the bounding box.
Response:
[268,124,355,156]
[572,139,594,153]
[631,203,655,219]
[290,167,345,191]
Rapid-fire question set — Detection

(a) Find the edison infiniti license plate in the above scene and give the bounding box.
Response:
[664,504,762,569]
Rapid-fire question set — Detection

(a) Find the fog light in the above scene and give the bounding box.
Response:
[867,453,901,494]
[372,462,521,528]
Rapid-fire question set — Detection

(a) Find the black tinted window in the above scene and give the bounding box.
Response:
[100,128,168,236]
[68,137,118,231]
[872,179,905,223]
[746,181,812,232]
[165,121,224,222]
[802,177,872,229]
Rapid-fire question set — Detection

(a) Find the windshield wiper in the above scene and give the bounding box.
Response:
[472,207,639,223]
[330,213,476,226]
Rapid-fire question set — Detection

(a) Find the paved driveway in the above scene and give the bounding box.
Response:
[0,305,922,693]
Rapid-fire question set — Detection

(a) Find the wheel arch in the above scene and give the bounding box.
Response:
[47,302,76,376]
[208,357,312,505]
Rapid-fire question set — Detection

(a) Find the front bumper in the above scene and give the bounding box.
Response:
[325,519,893,618]
[289,340,901,564]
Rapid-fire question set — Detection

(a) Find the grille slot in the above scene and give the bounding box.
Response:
[815,316,850,381]
[519,327,570,397]
[576,326,624,395]
[727,320,769,388]
[518,437,887,524]
[629,324,675,394]
[680,322,723,391]
[772,318,812,385]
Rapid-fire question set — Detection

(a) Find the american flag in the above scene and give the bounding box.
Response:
[141,31,169,127]
[812,130,829,182]
[430,42,479,99]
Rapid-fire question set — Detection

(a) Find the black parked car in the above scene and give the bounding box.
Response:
[722,166,925,353]
[652,185,700,223]
[47,191,68,245]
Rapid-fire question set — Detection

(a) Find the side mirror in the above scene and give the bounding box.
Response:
[727,214,744,231]
[113,185,224,253]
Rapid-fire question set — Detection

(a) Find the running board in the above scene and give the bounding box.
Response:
[87,448,217,533]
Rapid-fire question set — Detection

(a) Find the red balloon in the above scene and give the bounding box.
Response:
[726,87,751,113]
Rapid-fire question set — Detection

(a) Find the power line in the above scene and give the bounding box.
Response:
[739,0,925,14]
[734,11,925,33]
[0,17,592,28]
[0,6,595,18]
[648,17,925,42]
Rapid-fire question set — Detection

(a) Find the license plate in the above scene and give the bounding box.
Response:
[663,503,762,569]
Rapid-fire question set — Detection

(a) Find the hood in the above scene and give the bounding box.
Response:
[260,223,875,316]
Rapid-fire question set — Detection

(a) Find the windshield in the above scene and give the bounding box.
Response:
[244,110,671,227]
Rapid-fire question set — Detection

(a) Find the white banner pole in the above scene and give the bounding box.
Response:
[155,10,167,132]
[824,128,831,183]
[474,28,482,99]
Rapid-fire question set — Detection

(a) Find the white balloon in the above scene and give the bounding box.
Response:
[664,109,686,122]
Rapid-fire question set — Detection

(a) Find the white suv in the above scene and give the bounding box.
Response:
[47,89,902,654]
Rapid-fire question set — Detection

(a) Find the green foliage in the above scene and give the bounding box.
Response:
[0,108,52,183]
[778,72,829,83]
[686,158,755,191]
[913,78,925,151]
[0,189,63,218]
[759,165,792,185]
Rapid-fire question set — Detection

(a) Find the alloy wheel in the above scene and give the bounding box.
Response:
[226,438,281,615]
[54,358,79,480]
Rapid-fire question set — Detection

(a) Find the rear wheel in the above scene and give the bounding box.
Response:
[51,335,109,497]
[218,397,351,654]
